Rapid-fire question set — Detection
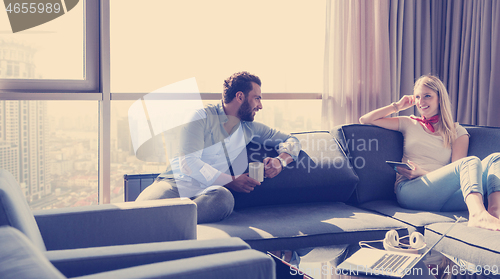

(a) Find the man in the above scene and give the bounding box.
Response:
[136,72,301,223]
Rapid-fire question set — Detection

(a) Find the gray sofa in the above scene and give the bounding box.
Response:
[122,124,500,271]
[194,124,500,268]
[0,169,275,279]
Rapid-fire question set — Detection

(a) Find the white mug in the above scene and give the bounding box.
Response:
[249,162,264,182]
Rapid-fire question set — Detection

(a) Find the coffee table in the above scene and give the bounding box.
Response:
[268,243,498,279]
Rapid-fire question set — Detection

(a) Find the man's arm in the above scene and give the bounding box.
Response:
[250,122,301,178]
[177,112,260,192]
[176,112,224,187]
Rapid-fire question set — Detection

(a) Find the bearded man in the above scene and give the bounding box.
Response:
[137,72,301,223]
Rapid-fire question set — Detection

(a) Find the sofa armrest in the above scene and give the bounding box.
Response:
[45,237,250,278]
[34,198,196,251]
[74,250,275,279]
[0,226,66,279]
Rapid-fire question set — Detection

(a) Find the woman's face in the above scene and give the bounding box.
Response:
[414,84,440,118]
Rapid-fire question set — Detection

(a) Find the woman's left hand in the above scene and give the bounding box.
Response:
[396,161,427,180]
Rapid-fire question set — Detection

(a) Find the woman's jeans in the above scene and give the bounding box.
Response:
[396,153,500,212]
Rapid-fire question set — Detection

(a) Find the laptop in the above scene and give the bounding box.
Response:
[337,219,460,278]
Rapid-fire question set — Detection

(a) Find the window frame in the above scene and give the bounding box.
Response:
[0,0,100,94]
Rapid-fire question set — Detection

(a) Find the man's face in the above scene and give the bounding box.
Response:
[238,82,262,121]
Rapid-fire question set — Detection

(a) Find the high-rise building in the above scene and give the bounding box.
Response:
[0,39,50,202]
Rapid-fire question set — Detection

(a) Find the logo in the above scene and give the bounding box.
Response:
[4,0,79,33]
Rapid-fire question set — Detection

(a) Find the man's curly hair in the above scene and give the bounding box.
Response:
[223,71,261,103]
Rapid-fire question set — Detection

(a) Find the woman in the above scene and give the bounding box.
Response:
[359,74,500,231]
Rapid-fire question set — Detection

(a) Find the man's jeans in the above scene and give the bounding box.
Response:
[136,178,235,224]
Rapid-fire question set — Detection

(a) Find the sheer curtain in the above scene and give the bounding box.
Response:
[322,0,392,130]
[322,0,500,129]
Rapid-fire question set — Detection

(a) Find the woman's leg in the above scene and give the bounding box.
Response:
[459,154,500,230]
[465,192,500,230]
[488,192,500,218]
[396,156,482,212]
[397,156,500,230]
[482,153,500,218]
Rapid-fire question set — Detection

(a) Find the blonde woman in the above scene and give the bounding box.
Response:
[359,74,500,231]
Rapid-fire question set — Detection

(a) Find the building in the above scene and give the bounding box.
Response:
[0,40,50,202]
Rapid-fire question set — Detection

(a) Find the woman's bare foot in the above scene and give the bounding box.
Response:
[488,206,500,219]
[488,192,500,219]
[468,210,500,231]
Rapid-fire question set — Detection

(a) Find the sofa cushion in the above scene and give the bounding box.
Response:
[46,237,252,278]
[333,124,403,204]
[0,169,46,251]
[231,131,359,210]
[197,202,409,252]
[74,249,275,279]
[359,200,468,233]
[425,222,500,268]
[0,226,65,279]
[464,125,500,159]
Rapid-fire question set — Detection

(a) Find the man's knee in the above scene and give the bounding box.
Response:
[211,187,235,218]
[196,187,235,223]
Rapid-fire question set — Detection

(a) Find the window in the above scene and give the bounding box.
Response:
[110,0,324,94]
[2,0,326,206]
[108,0,325,201]
[0,0,99,92]
[0,100,98,209]
[0,0,101,209]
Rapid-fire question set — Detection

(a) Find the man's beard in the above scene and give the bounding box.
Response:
[238,98,254,121]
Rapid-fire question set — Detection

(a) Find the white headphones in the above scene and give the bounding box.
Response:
[360,230,426,254]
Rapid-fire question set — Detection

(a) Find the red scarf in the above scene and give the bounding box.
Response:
[410,115,440,133]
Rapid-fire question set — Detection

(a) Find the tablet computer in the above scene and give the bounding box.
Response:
[386,161,414,170]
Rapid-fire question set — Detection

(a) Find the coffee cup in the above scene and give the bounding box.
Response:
[249,162,264,182]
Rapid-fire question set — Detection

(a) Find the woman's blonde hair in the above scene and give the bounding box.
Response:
[414,75,456,148]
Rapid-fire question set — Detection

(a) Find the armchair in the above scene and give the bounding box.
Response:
[0,226,275,279]
[0,170,275,278]
[0,169,196,251]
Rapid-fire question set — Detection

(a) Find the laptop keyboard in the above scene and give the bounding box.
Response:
[371,254,410,272]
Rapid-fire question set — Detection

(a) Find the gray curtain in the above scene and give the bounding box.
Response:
[389,0,500,126]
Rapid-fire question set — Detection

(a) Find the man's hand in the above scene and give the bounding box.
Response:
[225,173,260,193]
[263,157,282,178]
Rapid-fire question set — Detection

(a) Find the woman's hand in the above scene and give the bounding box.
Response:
[396,161,427,180]
[395,95,416,111]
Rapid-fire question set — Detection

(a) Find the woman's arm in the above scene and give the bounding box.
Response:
[451,134,469,162]
[359,95,415,131]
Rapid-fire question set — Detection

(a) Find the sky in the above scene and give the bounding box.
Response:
[2,0,326,123]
